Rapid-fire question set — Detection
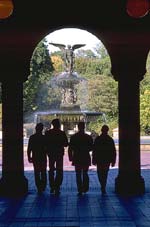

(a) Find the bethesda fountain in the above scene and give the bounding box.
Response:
[35,43,105,135]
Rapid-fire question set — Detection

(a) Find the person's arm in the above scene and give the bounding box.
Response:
[111,139,116,167]
[63,132,69,147]
[92,151,96,165]
[44,134,49,155]
[89,136,94,151]
[27,137,33,163]
[92,138,97,165]
[68,135,75,162]
[68,145,73,162]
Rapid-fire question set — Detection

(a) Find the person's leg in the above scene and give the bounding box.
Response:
[33,162,42,193]
[83,166,89,193]
[33,168,41,193]
[40,169,47,191]
[97,163,110,194]
[48,157,55,193]
[75,165,82,194]
[55,155,63,194]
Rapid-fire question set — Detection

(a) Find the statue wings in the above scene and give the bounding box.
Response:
[49,42,86,51]
[49,42,66,50]
[72,44,86,50]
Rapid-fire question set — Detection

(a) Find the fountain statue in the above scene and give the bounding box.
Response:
[50,43,86,110]
[49,43,86,73]
[35,42,106,135]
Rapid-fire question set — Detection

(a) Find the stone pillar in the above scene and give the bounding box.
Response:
[0,81,28,197]
[105,43,149,195]
[115,76,145,195]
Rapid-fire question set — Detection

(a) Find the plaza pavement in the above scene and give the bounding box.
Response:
[0,151,150,226]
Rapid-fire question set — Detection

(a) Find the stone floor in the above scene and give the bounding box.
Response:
[0,150,150,227]
[0,168,150,227]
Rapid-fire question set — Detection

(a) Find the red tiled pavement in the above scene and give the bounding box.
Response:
[0,145,150,170]
[23,146,150,171]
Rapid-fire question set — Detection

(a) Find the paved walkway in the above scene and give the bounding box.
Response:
[0,151,150,226]
[0,168,150,226]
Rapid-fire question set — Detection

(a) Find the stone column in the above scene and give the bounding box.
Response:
[115,76,145,195]
[0,81,28,197]
[105,42,149,195]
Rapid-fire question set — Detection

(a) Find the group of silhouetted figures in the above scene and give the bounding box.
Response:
[27,118,116,196]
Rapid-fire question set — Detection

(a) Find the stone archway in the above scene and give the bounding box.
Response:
[0,10,149,195]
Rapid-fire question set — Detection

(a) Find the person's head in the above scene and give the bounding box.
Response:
[35,123,43,133]
[101,125,109,134]
[78,121,85,132]
[51,118,60,129]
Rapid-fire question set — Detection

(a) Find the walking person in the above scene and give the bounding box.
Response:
[27,123,47,194]
[45,118,68,195]
[92,125,116,194]
[69,122,93,195]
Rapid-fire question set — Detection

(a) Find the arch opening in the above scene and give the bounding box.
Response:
[23,27,118,170]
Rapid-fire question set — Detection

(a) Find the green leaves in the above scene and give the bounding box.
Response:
[23,39,54,116]
[140,56,150,134]
[140,89,150,134]
[87,75,118,117]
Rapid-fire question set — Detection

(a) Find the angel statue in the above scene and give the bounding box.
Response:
[49,42,86,73]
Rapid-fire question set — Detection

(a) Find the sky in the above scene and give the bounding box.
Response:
[46,28,101,53]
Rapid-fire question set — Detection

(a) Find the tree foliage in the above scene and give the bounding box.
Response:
[51,55,63,73]
[140,89,150,134]
[139,53,150,134]
[74,44,111,77]
[23,39,54,117]
[75,49,97,58]
[87,75,118,117]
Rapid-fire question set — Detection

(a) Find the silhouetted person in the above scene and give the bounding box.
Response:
[45,118,68,195]
[69,122,93,195]
[27,123,47,194]
[92,125,116,194]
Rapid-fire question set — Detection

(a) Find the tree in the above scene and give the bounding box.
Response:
[75,49,97,58]
[87,75,118,117]
[140,52,150,134]
[140,89,150,134]
[51,55,63,73]
[23,39,54,117]
[94,44,112,76]
[74,45,112,77]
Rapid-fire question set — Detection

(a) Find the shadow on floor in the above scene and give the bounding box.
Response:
[0,169,150,226]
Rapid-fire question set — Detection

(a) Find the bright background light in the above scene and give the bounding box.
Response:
[46,28,101,53]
